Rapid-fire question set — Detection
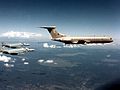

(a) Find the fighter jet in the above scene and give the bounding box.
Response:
[0,42,34,55]
[2,42,30,48]
[40,26,113,44]
[0,47,34,55]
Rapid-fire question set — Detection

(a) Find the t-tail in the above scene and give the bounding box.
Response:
[40,26,65,39]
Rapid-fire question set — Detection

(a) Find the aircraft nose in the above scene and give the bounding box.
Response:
[110,38,113,42]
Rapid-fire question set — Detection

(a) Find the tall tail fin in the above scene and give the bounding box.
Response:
[40,26,65,38]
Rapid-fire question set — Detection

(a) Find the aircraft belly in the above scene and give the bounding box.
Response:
[61,40,85,44]
[86,39,112,43]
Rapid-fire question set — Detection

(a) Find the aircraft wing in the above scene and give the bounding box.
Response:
[70,39,91,44]
[71,39,79,44]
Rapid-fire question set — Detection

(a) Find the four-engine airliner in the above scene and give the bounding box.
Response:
[40,26,113,44]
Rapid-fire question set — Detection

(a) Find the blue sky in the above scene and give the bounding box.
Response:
[0,0,119,41]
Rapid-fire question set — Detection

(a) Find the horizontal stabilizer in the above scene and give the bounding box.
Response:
[40,26,56,29]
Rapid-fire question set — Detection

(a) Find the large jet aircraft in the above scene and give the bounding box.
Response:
[40,26,113,44]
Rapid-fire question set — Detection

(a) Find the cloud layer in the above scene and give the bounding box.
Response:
[1,31,42,39]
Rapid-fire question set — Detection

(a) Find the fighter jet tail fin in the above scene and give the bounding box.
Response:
[40,26,65,38]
